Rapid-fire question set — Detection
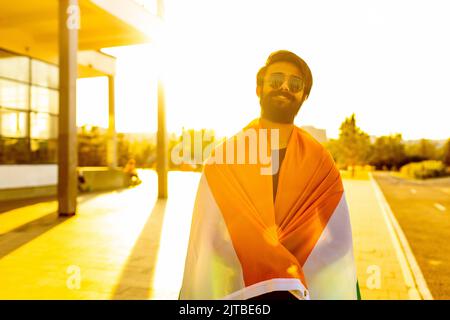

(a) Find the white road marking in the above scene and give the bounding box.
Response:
[434,203,446,212]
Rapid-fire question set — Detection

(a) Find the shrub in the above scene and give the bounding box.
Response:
[400,160,448,179]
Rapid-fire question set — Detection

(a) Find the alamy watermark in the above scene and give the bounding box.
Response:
[170,128,281,175]
[66,265,81,290]
[66,4,80,30]
[366,264,381,289]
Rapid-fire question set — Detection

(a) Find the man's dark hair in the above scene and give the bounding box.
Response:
[257,50,313,100]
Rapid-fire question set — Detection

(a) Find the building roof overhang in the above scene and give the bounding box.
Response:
[0,0,160,76]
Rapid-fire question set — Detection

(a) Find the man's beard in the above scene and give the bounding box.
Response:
[260,90,302,124]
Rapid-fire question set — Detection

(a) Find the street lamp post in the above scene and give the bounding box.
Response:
[156,0,168,199]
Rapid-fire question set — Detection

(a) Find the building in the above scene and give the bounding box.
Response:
[0,0,162,213]
[301,125,328,143]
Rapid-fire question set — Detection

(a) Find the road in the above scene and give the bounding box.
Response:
[373,172,450,299]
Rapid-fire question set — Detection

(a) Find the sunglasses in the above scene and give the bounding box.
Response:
[267,72,304,94]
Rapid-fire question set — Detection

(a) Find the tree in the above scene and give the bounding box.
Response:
[328,114,371,176]
[77,126,107,166]
[442,138,450,167]
[368,134,406,170]
[405,139,438,162]
[117,133,131,167]
[325,138,342,168]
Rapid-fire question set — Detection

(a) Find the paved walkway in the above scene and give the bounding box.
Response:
[0,170,418,299]
[344,178,412,300]
[0,170,199,299]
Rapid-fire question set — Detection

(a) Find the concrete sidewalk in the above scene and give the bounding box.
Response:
[0,170,199,299]
[0,170,421,299]
[344,177,418,300]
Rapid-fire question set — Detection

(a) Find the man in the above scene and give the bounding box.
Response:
[180,50,359,300]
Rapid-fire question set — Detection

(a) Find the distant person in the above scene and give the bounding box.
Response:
[123,158,141,186]
[180,50,359,300]
[77,170,90,192]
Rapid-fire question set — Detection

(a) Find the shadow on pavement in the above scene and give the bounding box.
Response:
[0,212,70,259]
[111,199,167,300]
[0,192,113,259]
[0,189,130,215]
[0,196,57,215]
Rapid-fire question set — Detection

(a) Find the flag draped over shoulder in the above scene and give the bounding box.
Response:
[179,119,358,300]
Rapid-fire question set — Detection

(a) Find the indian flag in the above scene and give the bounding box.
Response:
[180,119,359,300]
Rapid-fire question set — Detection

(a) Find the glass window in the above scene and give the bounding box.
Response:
[30,112,58,139]
[0,50,30,82]
[0,109,28,138]
[0,79,29,110]
[30,139,57,163]
[31,59,58,89]
[0,50,62,164]
[0,137,30,164]
[31,86,58,114]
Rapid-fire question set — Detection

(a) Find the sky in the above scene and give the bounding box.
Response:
[76,0,450,140]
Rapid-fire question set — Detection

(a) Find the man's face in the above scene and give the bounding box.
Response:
[257,61,306,124]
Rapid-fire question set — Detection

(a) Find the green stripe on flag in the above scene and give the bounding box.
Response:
[356,280,362,300]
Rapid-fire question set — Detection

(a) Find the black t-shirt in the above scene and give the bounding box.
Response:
[272,148,287,202]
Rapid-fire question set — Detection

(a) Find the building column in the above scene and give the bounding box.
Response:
[107,75,117,168]
[58,0,79,216]
[157,0,167,198]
